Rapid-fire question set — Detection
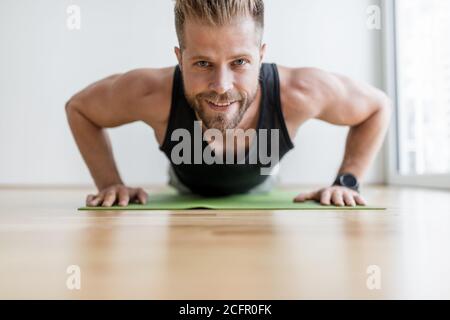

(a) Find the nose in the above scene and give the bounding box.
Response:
[209,66,233,94]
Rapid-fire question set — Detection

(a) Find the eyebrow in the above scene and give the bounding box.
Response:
[189,53,253,61]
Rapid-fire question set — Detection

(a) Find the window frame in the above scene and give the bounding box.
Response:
[382,0,450,189]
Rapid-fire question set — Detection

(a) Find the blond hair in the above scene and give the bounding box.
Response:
[174,0,265,48]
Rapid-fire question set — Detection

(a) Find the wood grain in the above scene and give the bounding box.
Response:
[1,185,449,299]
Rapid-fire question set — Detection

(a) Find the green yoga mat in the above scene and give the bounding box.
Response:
[78,189,385,211]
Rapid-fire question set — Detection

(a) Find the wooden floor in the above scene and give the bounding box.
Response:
[0,185,449,299]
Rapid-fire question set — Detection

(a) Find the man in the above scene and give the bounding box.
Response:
[66,0,391,207]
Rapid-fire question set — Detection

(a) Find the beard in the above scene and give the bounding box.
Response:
[183,81,259,134]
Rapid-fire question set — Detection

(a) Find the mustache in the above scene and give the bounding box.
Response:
[197,91,244,104]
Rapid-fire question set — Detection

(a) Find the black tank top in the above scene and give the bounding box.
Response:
[159,63,294,196]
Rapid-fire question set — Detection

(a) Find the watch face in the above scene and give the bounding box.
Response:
[342,174,357,187]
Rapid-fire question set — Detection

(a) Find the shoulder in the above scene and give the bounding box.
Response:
[277,65,391,127]
[118,66,176,125]
[277,65,337,123]
[115,67,175,101]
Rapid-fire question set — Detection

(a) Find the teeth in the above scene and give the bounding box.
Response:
[206,100,235,107]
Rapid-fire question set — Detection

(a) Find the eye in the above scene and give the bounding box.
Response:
[233,59,248,66]
[195,61,210,68]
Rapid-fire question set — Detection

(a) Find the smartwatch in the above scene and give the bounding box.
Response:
[333,173,360,192]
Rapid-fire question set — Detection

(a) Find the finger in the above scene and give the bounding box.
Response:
[128,188,139,203]
[88,193,103,207]
[102,190,117,207]
[293,193,308,202]
[331,190,344,206]
[343,192,356,207]
[136,188,148,204]
[294,191,316,202]
[354,194,367,206]
[117,187,130,207]
[86,194,95,206]
[320,189,332,205]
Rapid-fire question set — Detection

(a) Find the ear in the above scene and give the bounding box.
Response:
[174,46,183,69]
[259,43,267,63]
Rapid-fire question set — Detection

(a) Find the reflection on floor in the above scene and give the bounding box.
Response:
[0,185,449,299]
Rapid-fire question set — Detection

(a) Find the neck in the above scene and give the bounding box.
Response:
[235,83,262,132]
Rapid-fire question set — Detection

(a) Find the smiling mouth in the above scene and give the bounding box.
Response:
[205,99,238,111]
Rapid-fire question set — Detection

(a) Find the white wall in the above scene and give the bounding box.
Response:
[0,0,384,187]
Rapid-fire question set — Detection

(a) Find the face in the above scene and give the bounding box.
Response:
[175,17,266,133]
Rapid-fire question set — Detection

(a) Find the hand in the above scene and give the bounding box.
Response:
[86,184,148,207]
[294,186,366,207]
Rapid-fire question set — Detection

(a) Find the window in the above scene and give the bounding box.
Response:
[384,0,450,188]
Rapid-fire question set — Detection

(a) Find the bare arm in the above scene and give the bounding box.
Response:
[65,69,162,206]
[290,68,392,206]
[313,70,392,180]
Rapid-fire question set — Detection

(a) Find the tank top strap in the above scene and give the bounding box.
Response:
[259,63,294,150]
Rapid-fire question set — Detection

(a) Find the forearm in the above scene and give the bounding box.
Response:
[66,102,124,190]
[338,102,392,181]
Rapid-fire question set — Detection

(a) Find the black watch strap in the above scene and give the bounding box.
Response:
[333,173,360,192]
